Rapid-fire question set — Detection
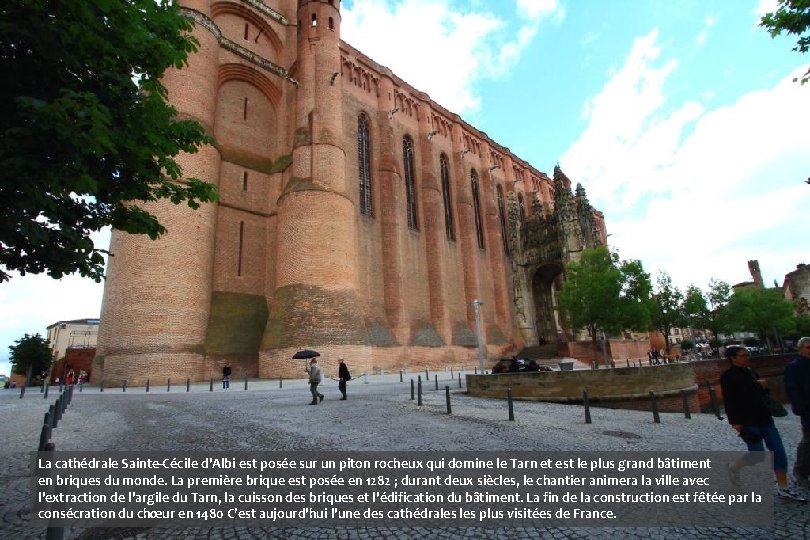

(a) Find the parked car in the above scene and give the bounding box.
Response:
[491,357,543,373]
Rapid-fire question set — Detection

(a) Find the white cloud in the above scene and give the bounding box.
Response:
[341,0,551,114]
[695,15,717,46]
[561,28,810,292]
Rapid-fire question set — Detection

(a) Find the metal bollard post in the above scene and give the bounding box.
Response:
[209,378,213,392]
[458,373,462,388]
[400,370,403,383]
[44,382,50,399]
[650,392,660,423]
[507,388,514,421]
[186,379,190,392]
[146,379,150,393]
[54,398,62,424]
[279,377,282,388]
[681,390,691,419]
[425,368,429,380]
[364,372,369,384]
[626,360,630,368]
[417,376,423,406]
[583,390,592,424]
[474,367,477,375]
[167,378,170,392]
[48,405,55,429]
[434,374,438,391]
[100,379,104,393]
[410,379,415,400]
[244,377,248,391]
[707,382,723,420]
[39,411,52,451]
[445,386,451,414]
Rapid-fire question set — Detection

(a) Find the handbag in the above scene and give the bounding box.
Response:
[761,392,788,417]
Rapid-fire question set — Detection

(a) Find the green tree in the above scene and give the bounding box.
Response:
[649,272,684,354]
[725,287,796,349]
[705,278,732,341]
[556,246,652,364]
[0,0,217,283]
[761,0,810,84]
[9,333,52,377]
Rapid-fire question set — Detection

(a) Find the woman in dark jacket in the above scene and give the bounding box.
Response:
[721,345,804,501]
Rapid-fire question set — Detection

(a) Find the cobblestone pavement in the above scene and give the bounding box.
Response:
[1,370,808,539]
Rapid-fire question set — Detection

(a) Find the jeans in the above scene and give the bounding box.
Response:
[222,378,230,389]
[741,423,788,473]
[310,382,322,403]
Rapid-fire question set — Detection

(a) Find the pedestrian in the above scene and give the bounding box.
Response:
[222,362,232,390]
[307,358,324,405]
[785,336,810,489]
[721,345,805,502]
[338,358,351,400]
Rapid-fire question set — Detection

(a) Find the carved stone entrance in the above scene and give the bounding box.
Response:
[531,263,563,344]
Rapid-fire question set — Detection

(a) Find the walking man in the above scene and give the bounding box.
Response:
[308,358,324,405]
[338,358,351,400]
[786,337,810,488]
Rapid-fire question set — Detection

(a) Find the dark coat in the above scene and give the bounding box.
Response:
[338,363,350,381]
[785,355,810,425]
[720,364,772,427]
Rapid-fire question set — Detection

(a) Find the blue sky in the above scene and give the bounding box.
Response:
[1,0,807,375]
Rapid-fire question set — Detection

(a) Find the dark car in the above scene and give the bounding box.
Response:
[491,357,542,373]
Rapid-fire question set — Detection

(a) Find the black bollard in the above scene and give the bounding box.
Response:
[434,374,438,391]
[44,382,49,399]
[209,378,213,392]
[186,378,190,392]
[39,411,52,451]
[626,360,630,368]
[650,391,660,423]
[146,379,150,393]
[100,379,104,393]
[583,390,592,424]
[681,390,691,419]
[244,377,248,391]
[400,370,403,383]
[167,378,170,392]
[41,379,45,393]
[474,367,478,375]
[707,382,723,420]
[445,386,451,414]
[279,377,283,388]
[48,405,56,429]
[507,388,514,421]
[458,373,462,389]
[425,368,429,379]
[410,379,415,400]
[417,376,423,406]
[54,398,62,424]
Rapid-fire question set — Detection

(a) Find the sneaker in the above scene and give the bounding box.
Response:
[794,472,810,489]
[309,402,318,405]
[319,394,324,402]
[776,487,808,503]
[727,463,740,487]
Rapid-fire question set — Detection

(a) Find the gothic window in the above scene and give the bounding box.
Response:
[471,169,484,250]
[517,192,525,221]
[440,153,455,241]
[497,184,510,256]
[403,135,419,230]
[358,114,373,217]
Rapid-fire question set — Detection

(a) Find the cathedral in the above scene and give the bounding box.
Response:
[94,0,607,385]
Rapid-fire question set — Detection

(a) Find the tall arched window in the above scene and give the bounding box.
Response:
[357,114,373,217]
[403,135,418,230]
[471,169,484,250]
[440,153,454,241]
[497,184,510,256]
[517,192,526,221]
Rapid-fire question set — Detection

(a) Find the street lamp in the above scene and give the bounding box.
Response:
[472,300,486,373]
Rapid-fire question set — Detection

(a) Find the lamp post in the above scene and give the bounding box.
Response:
[472,300,486,373]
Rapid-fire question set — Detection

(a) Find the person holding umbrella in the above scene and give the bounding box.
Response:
[307,357,324,405]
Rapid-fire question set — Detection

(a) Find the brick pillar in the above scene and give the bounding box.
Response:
[95,1,221,386]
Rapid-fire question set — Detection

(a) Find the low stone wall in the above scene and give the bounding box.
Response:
[467,362,698,412]
[466,354,798,413]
